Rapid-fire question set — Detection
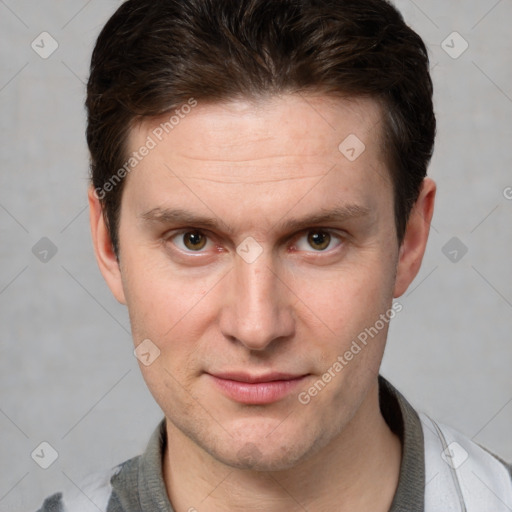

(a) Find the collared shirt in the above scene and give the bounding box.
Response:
[37,376,512,512]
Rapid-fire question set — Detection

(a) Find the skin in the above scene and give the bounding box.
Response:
[89,94,435,512]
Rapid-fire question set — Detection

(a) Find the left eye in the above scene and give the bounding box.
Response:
[294,230,342,252]
[172,230,212,252]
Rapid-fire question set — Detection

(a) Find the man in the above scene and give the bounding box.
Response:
[38,0,512,510]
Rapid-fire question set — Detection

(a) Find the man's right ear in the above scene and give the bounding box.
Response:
[88,186,127,305]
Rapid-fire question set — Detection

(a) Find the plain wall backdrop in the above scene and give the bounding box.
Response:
[1,0,511,510]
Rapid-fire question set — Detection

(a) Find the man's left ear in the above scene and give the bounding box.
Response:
[88,186,127,305]
[394,177,436,298]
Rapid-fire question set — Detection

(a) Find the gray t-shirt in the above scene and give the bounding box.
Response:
[36,376,512,512]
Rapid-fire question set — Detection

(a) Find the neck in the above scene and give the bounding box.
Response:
[163,379,402,512]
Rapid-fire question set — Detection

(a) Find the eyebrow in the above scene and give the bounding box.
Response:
[139,204,371,234]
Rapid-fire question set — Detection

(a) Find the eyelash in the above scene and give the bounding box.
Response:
[165,228,345,255]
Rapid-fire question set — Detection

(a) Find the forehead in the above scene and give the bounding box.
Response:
[127,94,387,182]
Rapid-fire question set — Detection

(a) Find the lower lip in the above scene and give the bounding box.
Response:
[208,374,308,405]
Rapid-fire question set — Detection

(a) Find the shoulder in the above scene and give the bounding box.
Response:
[35,420,167,512]
[35,460,133,512]
[420,413,512,511]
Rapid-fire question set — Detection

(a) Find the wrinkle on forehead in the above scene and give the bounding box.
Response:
[169,173,329,185]
[127,94,388,190]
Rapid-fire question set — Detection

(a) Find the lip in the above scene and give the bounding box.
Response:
[207,372,309,404]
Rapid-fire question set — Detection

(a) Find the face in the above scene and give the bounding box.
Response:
[90,94,434,471]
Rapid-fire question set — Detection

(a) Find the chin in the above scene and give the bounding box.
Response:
[209,430,329,473]
[222,446,307,472]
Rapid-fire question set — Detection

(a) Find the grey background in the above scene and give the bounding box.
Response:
[1,0,511,510]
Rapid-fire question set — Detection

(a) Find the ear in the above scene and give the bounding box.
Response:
[88,186,127,304]
[394,178,436,298]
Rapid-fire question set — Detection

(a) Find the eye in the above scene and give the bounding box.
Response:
[171,230,211,252]
[294,229,342,252]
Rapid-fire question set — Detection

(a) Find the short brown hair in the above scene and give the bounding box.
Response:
[87,0,436,257]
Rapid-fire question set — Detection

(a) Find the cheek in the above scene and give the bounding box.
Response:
[301,258,394,331]
[121,246,212,338]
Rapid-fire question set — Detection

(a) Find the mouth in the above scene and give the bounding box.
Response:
[206,372,310,405]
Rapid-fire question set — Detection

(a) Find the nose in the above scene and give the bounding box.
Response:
[218,248,295,351]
